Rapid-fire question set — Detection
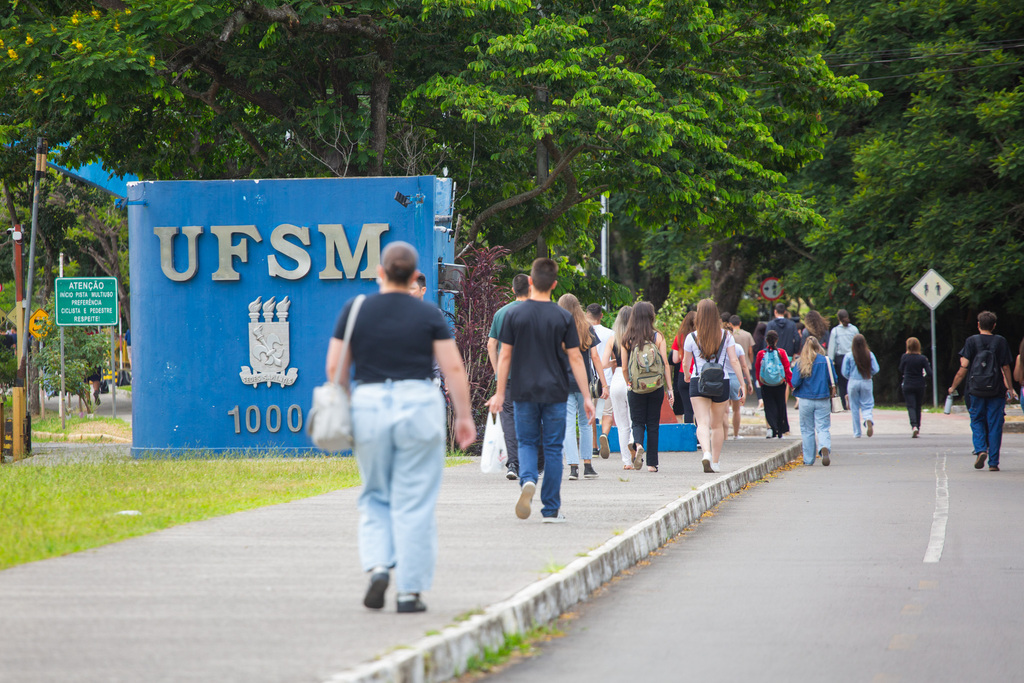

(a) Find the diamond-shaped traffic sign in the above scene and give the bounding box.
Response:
[911,269,953,310]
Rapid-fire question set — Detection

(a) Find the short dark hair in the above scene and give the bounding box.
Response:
[512,273,530,298]
[530,258,558,293]
[837,309,850,323]
[720,312,732,324]
[381,241,418,283]
[774,302,787,315]
[978,310,997,331]
[415,273,426,288]
[766,329,779,348]
[729,315,742,327]
[586,303,603,319]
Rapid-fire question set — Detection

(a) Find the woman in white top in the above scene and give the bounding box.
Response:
[681,299,746,473]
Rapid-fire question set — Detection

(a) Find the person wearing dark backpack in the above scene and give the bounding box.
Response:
[755,329,792,438]
[620,301,673,472]
[681,299,746,473]
[948,311,1017,471]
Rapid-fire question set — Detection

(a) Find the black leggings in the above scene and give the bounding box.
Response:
[673,373,694,423]
[762,383,789,437]
[628,387,664,467]
[904,386,925,429]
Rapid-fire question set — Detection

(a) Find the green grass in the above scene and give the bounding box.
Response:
[462,625,563,675]
[0,454,466,570]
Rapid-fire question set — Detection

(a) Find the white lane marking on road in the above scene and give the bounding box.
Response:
[924,454,948,563]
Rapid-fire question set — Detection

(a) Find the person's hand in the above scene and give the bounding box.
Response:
[667,390,675,406]
[486,392,503,414]
[454,416,477,449]
[737,387,746,402]
[583,397,596,425]
[601,386,609,400]
[746,380,754,395]
[948,386,954,395]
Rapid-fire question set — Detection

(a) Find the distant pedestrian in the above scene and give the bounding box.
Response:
[948,311,1017,471]
[801,310,830,351]
[559,294,604,481]
[670,311,697,425]
[1014,338,1024,412]
[487,274,531,480]
[601,306,635,468]
[898,337,932,437]
[586,304,615,458]
[842,334,880,438]
[681,299,745,473]
[488,258,594,522]
[723,317,754,439]
[755,329,792,439]
[827,309,859,409]
[790,336,836,466]
[326,241,475,614]
[752,321,767,411]
[620,301,673,472]
[409,273,428,300]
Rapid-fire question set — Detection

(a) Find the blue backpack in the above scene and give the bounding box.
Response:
[759,349,785,386]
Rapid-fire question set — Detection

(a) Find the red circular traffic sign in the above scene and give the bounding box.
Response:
[760,277,783,301]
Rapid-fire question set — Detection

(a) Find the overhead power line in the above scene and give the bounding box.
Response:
[856,60,1024,82]
[828,43,1024,68]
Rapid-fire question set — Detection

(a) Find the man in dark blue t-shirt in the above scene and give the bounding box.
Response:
[765,302,799,358]
[948,310,1017,471]
[488,258,594,522]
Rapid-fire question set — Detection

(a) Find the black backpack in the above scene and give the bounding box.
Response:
[692,332,727,396]
[967,339,1004,398]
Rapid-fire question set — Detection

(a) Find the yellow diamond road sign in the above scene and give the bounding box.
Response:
[5,307,19,327]
[29,308,49,339]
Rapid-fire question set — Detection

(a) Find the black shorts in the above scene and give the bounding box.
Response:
[689,376,730,403]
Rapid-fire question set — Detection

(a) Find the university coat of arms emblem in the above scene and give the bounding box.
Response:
[239,296,299,387]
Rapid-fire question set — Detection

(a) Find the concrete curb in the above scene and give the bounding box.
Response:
[325,442,801,683]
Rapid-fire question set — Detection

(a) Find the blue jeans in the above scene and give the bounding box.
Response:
[968,395,1005,466]
[798,397,832,465]
[351,380,445,594]
[514,401,567,517]
[563,392,593,465]
[848,379,874,437]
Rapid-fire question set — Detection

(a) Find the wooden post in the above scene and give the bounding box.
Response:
[12,386,25,460]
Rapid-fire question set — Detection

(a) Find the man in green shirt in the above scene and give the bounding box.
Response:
[487,274,530,480]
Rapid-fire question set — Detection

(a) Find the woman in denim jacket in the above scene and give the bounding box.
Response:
[790,336,838,466]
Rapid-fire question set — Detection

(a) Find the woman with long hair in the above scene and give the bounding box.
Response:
[670,311,697,425]
[620,301,673,472]
[842,334,880,437]
[898,337,932,437]
[790,336,836,465]
[558,293,604,480]
[755,329,792,438]
[602,306,634,468]
[802,310,830,350]
[752,321,767,410]
[680,299,745,473]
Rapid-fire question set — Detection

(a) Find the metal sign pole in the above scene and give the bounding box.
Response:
[59,253,65,430]
[931,307,938,407]
[111,327,117,421]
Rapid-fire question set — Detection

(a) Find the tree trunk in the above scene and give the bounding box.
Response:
[644,271,670,311]
[367,40,392,176]
[708,240,749,316]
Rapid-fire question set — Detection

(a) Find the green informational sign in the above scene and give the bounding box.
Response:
[55,277,119,326]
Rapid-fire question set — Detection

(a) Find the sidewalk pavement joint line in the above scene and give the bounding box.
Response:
[323,442,801,683]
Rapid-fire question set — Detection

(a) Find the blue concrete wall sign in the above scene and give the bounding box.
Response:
[127,176,448,456]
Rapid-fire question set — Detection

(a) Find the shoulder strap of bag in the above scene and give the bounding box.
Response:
[824,354,836,387]
[332,294,367,385]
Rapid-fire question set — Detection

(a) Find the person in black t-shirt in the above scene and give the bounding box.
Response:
[487,258,594,523]
[326,242,475,614]
[948,311,1017,471]
[898,336,932,437]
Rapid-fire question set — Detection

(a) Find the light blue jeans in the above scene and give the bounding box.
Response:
[848,379,874,437]
[563,391,593,465]
[798,397,832,465]
[351,379,445,594]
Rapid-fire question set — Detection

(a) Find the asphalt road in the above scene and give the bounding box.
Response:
[487,431,1024,683]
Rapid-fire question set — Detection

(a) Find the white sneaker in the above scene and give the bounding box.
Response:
[515,481,535,520]
[710,461,721,473]
[732,435,744,440]
[702,452,713,473]
[541,513,567,524]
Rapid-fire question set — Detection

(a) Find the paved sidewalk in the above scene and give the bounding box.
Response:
[1,404,979,682]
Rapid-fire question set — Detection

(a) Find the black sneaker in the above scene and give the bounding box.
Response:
[396,593,427,613]
[363,569,389,610]
[975,451,988,469]
[820,447,830,467]
[568,465,579,481]
[592,447,600,457]
[506,464,519,481]
[583,463,598,479]
[989,465,1000,472]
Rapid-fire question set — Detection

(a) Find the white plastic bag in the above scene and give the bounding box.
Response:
[480,412,508,474]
